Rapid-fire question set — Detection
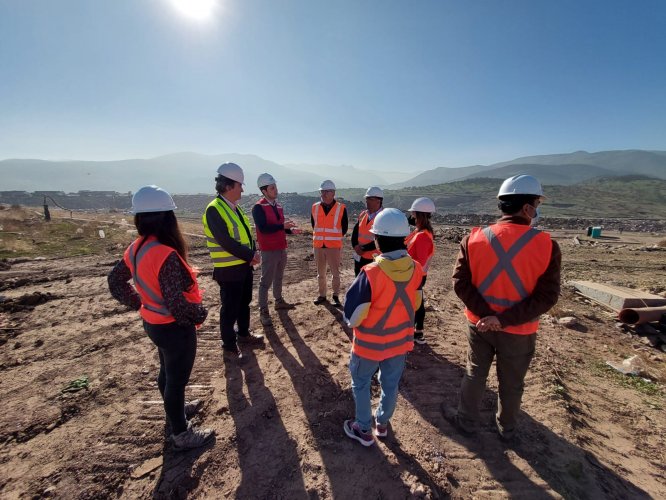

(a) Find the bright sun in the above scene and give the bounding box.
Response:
[170,0,217,21]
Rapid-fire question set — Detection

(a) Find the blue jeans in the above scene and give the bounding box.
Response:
[349,352,406,431]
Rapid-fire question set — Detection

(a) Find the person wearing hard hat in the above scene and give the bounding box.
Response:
[311,179,348,307]
[202,162,264,361]
[342,208,424,446]
[443,174,561,443]
[405,197,436,344]
[108,185,214,451]
[351,186,384,276]
[251,172,299,327]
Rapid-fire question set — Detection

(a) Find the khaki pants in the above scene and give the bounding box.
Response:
[314,247,341,297]
[457,324,536,434]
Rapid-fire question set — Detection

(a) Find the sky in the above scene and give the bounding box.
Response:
[1,0,665,172]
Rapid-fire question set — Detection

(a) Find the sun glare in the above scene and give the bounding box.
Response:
[170,0,217,21]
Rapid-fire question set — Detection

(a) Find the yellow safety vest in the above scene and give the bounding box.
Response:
[202,197,253,267]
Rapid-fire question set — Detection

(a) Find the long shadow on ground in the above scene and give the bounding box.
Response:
[223,346,308,498]
[268,309,451,498]
[401,342,650,499]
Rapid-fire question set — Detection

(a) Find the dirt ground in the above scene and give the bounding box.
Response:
[1,208,665,499]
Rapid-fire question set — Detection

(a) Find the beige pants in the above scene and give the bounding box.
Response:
[314,247,341,297]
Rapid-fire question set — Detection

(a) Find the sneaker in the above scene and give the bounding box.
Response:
[332,295,342,307]
[171,426,215,451]
[313,296,328,305]
[223,346,243,361]
[414,330,426,345]
[237,332,265,344]
[259,308,273,326]
[184,399,202,418]
[374,421,388,438]
[343,419,374,447]
[274,298,295,310]
[441,403,475,437]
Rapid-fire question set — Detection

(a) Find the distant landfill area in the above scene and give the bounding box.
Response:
[1,189,665,234]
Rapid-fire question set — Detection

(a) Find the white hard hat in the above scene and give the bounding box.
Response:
[408,197,436,213]
[370,208,410,237]
[257,173,277,189]
[216,162,245,184]
[319,179,336,191]
[365,186,384,198]
[131,185,177,214]
[497,174,543,198]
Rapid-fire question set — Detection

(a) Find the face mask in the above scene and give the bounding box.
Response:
[407,215,416,226]
[530,206,541,226]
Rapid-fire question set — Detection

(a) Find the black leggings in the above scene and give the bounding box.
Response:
[415,275,428,330]
[145,321,197,434]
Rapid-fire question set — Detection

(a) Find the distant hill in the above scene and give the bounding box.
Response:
[2,149,665,196]
[381,175,666,219]
[0,153,367,195]
[392,150,666,187]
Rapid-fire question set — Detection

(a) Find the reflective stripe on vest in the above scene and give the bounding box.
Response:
[202,198,253,267]
[357,210,381,260]
[312,201,345,248]
[464,223,552,334]
[124,236,202,325]
[352,261,423,361]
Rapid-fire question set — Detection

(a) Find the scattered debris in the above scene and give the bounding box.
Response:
[558,316,579,328]
[571,281,666,311]
[606,355,648,377]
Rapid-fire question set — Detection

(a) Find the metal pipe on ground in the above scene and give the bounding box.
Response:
[618,306,666,325]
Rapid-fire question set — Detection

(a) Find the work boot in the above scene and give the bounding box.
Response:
[171,426,215,451]
[414,330,426,345]
[313,296,328,305]
[332,295,342,307]
[274,298,295,310]
[259,308,273,326]
[441,403,475,437]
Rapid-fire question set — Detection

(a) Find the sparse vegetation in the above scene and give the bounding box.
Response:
[590,360,664,397]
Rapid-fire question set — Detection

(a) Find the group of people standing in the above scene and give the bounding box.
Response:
[108,162,560,453]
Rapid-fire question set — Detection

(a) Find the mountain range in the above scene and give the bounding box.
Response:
[0,149,664,194]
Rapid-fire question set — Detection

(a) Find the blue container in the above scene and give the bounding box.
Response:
[591,226,602,238]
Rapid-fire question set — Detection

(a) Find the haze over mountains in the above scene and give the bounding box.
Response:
[1,149,664,194]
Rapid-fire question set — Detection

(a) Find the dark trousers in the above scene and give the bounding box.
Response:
[457,324,536,434]
[217,266,253,349]
[354,257,374,276]
[415,275,427,330]
[145,321,197,435]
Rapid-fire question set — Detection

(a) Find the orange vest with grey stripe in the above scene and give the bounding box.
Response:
[312,201,345,249]
[464,223,552,334]
[357,209,382,260]
[123,236,202,325]
[352,261,424,361]
[202,197,253,267]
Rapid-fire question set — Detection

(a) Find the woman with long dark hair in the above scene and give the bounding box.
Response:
[108,185,214,451]
[405,197,436,344]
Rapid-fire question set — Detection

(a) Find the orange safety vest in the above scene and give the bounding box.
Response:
[357,209,382,260]
[405,229,435,274]
[352,260,424,361]
[124,236,202,325]
[464,223,552,334]
[312,201,346,249]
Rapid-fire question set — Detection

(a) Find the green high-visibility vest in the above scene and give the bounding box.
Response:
[202,197,253,267]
